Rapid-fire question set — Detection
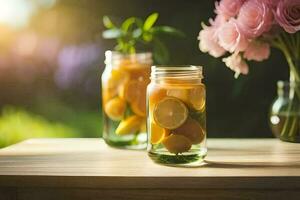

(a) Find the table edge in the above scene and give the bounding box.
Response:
[0,175,299,189]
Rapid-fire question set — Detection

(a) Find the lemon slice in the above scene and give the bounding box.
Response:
[189,85,206,111]
[103,69,129,102]
[162,134,192,154]
[120,80,147,117]
[173,118,205,144]
[148,86,167,122]
[166,89,189,102]
[104,97,126,121]
[115,115,143,135]
[167,85,206,111]
[150,123,169,144]
[153,97,188,129]
[149,87,167,109]
[131,93,147,117]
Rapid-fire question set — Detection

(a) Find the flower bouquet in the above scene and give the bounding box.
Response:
[198,0,300,142]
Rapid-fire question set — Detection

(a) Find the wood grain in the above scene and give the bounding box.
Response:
[0,188,16,200]
[0,138,299,199]
[15,188,300,200]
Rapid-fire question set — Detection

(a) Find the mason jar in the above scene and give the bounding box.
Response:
[101,51,152,149]
[270,81,300,143]
[147,65,207,165]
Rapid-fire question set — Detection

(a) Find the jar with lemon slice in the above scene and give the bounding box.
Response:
[147,66,207,165]
[102,51,152,149]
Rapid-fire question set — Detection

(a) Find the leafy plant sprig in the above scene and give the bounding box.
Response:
[102,13,184,64]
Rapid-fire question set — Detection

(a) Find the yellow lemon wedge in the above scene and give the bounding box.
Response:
[150,123,169,144]
[115,115,143,135]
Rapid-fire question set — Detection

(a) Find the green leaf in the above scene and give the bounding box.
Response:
[143,13,159,31]
[132,29,142,38]
[102,13,184,57]
[121,17,137,32]
[103,16,115,29]
[153,39,169,64]
[142,32,153,42]
[102,29,122,39]
[152,26,185,37]
[115,39,124,51]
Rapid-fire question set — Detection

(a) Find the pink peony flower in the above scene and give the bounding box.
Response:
[244,41,271,61]
[215,0,245,19]
[237,0,274,38]
[198,25,226,58]
[222,52,249,75]
[274,0,300,33]
[217,18,249,53]
[209,13,227,27]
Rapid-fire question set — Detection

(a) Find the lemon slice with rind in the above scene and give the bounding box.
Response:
[150,123,169,144]
[153,97,188,130]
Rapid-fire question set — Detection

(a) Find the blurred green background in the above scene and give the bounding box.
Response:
[0,0,290,147]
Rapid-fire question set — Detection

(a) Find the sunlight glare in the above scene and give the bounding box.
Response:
[0,0,57,29]
[0,0,34,28]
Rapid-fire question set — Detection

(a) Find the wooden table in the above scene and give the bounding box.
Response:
[0,138,299,200]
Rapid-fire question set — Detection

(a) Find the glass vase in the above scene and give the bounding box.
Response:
[270,81,300,143]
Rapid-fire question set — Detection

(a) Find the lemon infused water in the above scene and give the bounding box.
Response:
[147,66,207,165]
[101,51,152,149]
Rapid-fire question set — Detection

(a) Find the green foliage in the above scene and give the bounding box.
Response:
[143,13,158,31]
[102,13,185,63]
[0,106,79,148]
[31,94,102,138]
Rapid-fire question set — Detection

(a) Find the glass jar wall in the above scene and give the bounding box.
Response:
[147,66,207,165]
[101,51,152,149]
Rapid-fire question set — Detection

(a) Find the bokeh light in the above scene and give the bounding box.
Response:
[0,0,57,29]
[55,43,101,90]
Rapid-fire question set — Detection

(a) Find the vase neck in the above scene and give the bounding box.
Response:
[289,58,300,82]
[277,81,300,98]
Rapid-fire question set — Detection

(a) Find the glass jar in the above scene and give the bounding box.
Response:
[147,66,207,165]
[101,51,152,149]
[270,81,300,143]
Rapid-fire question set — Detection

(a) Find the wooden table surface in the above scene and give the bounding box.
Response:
[0,138,299,200]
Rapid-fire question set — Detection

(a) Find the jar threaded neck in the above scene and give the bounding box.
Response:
[151,65,203,80]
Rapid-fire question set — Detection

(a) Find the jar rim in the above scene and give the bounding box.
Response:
[151,65,203,80]
[152,65,202,71]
